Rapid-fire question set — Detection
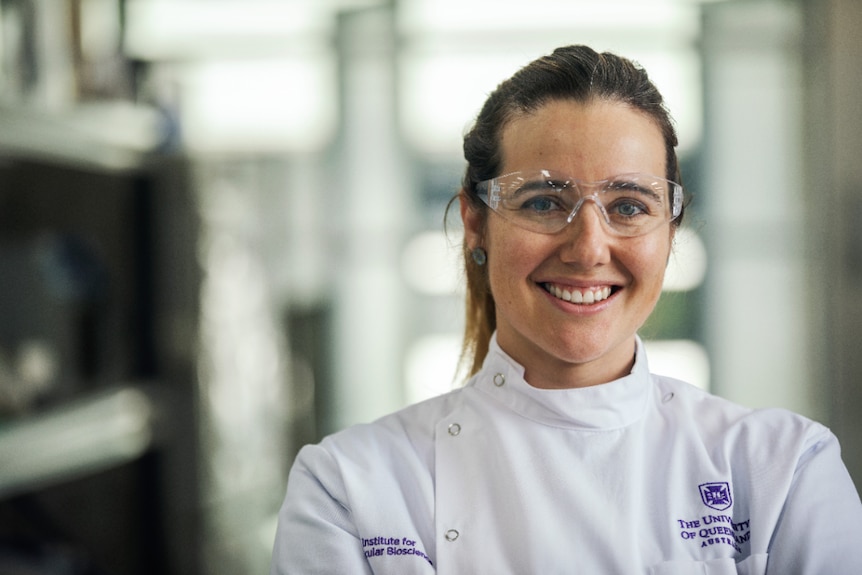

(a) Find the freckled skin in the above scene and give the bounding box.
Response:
[461,100,674,389]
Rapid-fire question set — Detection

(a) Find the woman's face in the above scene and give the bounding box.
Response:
[462,99,673,389]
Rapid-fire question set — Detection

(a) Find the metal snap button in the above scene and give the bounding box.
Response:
[445,529,459,542]
[447,423,461,436]
[493,373,506,387]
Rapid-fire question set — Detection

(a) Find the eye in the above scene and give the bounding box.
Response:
[509,178,571,213]
[521,195,563,213]
[611,199,648,218]
[603,178,663,220]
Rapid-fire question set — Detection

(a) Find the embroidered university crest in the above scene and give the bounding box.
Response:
[699,482,732,511]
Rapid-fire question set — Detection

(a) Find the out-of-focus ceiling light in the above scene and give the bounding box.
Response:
[398,1,702,158]
[178,57,337,153]
[664,226,708,292]
[124,0,385,59]
[643,339,710,391]
[405,333,463,404]
[401,231,463,296]
[399,0,699,35]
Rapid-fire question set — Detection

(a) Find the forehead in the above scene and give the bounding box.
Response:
[499,99,666,179]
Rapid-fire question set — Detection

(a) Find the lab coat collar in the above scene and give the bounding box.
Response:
[472,334,652,430]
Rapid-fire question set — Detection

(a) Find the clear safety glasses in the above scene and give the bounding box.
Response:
[476,170,684,237]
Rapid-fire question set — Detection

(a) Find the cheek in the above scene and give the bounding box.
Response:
[486,229,542,293]
[629,237,672,286]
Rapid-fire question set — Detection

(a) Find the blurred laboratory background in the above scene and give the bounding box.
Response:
[0,0,859,573]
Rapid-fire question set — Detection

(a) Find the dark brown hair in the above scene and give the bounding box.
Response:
[457,45,683,378]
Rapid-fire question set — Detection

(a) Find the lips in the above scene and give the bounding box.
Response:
[542,282,613,304]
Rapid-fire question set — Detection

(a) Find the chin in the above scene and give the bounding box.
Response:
[546,331,636,369]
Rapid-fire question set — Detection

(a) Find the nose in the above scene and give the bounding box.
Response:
[558,199,612,267]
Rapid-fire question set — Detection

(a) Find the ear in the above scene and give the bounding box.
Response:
[460,192,484,250]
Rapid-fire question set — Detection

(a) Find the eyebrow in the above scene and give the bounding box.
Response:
[605,179,664,203]
[501,172,668,203]
[510,177,571,196]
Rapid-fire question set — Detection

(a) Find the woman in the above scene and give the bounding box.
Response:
[271,45,862,574]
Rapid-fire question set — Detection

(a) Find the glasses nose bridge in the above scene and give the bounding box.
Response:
[564,185,610,227]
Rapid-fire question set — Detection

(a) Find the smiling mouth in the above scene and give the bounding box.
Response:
[543,283,613,304]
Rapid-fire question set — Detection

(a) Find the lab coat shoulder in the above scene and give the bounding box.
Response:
[319,384,465,473]
[652,375,862,573]
[652,373,833,462]
[271,388,467,574]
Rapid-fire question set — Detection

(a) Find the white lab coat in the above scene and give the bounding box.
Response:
[270,335,862,574]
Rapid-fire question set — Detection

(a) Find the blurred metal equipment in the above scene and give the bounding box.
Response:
[0,385,160,500]
[191,160,294,575]
[0,2,183,571]
[0,101,167,171]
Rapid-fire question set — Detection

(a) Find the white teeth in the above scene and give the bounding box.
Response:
[545,284,611,305]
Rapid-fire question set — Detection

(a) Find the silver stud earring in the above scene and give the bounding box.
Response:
[471,247,487,266]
